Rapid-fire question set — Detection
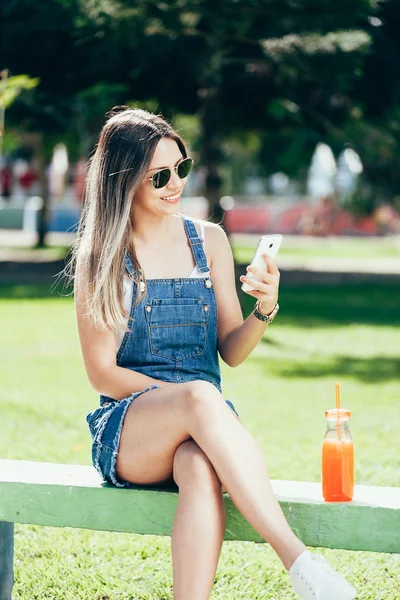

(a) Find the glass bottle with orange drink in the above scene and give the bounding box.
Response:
[322,383,354,502]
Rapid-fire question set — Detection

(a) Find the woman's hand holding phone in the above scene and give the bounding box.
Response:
[239,234,282,315]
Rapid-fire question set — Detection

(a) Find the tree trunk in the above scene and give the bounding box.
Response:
[35,134,49,248]
[199,51,226,229]
[21,132,49,247]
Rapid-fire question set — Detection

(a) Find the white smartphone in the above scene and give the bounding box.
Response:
[241,234,283,292]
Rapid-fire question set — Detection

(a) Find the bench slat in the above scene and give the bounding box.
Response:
[1,460,399,553]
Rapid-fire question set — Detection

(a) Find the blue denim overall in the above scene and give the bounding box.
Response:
[86,217,238,487]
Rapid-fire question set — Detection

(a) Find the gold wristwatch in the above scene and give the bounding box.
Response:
[253,301,279,324]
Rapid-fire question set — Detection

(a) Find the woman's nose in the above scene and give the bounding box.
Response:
[167,168,182,189]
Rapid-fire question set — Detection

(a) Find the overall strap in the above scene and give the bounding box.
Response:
[124,250,137,281]
[124,250,146,292]
[182,217,210,274]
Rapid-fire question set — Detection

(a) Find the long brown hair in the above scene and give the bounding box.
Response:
[66,106,188,333]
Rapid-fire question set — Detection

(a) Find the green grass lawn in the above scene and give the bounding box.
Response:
[4,233,400,264]
[232,235,400,263]
[1,281,399,599]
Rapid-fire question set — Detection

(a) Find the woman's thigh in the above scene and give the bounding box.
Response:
[116,380,226,485]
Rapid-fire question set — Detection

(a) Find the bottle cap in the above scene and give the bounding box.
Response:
[325,408,351,420]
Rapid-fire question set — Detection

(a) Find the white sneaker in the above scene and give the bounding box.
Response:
[289,550,357,600]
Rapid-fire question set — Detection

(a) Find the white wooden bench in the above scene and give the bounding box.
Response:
[1,459,399,554]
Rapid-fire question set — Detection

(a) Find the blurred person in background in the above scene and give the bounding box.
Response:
[0,159,13,201]
[74,157,87,206]
[19,163,37,199]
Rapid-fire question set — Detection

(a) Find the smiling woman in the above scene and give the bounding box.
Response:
[132,139,193,215]
[65,108,191,332]
[57,106,358,600]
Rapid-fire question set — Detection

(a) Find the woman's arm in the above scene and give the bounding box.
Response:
[207,224,280,368]
[89,364,170,400]
[75,278,169,401]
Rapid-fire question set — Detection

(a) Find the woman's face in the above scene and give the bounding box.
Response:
[132,137,188,216]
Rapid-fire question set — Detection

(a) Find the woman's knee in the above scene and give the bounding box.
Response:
[172,440,221,490]
[179,380,224,414]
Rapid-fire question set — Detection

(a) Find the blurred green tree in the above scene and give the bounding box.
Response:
[83,0,374,221]
[0,70,39,158]
[338,0,400,211]
[2,0,391,241]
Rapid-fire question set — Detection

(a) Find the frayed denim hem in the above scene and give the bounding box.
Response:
[91,384,161,487]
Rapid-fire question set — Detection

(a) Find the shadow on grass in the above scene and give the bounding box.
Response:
[2,281,400,329]
[240,282,400,327]
[251,355,400,383]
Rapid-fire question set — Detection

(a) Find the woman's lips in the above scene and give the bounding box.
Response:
[161,192,181,203]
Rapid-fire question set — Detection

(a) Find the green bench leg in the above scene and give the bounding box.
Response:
[0,522,14,600]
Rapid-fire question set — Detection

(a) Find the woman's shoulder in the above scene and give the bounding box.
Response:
[178,212,225,237]
[179,214,229,270]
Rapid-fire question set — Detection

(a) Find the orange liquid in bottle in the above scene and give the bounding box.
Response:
[322,438,354,501]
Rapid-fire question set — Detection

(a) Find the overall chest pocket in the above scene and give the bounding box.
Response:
[145,297,209,361]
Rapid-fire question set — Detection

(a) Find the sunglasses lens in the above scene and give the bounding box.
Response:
[152,168,171,189]
[151,158,193,189]
[178,158,194,179]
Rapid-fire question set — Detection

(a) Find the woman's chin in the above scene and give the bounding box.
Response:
[159,198,181,212]
[160,195,181,206]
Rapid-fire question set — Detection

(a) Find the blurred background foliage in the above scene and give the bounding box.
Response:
[1,0,400,220]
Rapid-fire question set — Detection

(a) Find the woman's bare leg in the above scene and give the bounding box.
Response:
[171,440,225,600]
[116,380,306,571]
